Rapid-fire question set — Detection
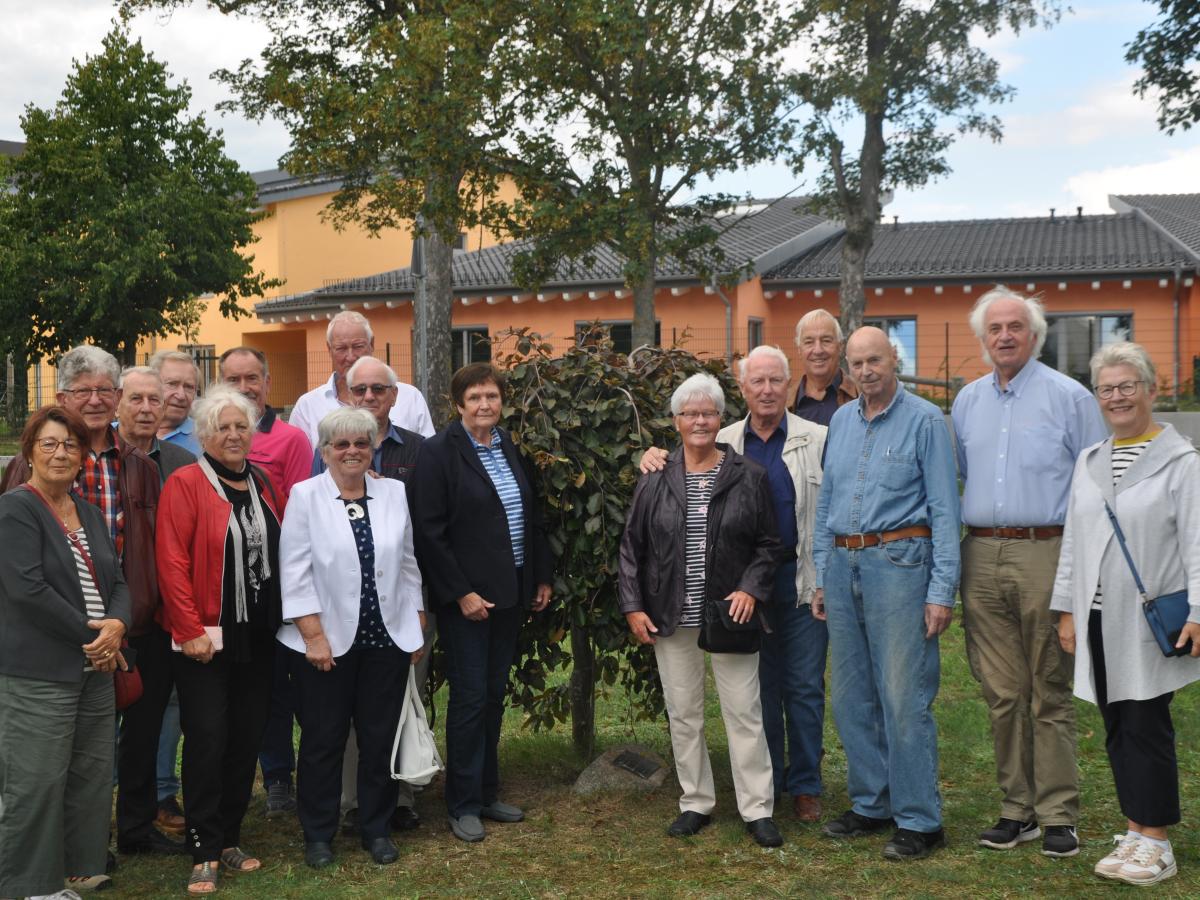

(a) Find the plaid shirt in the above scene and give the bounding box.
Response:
[76,428,124,558]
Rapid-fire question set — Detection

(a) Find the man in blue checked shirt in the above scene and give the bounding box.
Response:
[812,326,961,862]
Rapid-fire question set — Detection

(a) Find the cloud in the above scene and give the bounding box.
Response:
[1000,73,1155,148]
[1064,144,1200,212]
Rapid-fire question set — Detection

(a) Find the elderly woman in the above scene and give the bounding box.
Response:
[0,406,131,897]
[619,373,784,848]
[409,363,553,844]
[278,407,425,868]
[157,386,284,895]
[1052,342,1200,886]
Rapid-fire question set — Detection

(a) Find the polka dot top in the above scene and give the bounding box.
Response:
[341,496,396,650]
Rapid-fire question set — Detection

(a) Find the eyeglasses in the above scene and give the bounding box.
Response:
[349,383,394,397]
[63,386,116,401]
[37,437,82,454]
[330,438,372,451]
[678,410,721,421]
[1095,381,1143,400]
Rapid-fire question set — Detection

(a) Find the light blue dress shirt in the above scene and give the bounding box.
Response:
[952,360,1107,528]
[160,417,201,456]
[814,386,961,606]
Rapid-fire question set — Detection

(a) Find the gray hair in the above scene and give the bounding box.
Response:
[317,407,379,449]
[57,345,121,392]
[219,346,269,378]
[737,345,791,382]
[795,308,844,346]
[326,310,374,345]
[968,286,1049,361]
[670,372,726,416]
[119,366,162,390]
[1090,341,1156,388]
[193,385,258,443]
[346,355,397,388]
[148,349,201,380]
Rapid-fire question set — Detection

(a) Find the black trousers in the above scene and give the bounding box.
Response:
[438,604,522,819]
[1088,611,1180,827]
[172,643,274,863]
[116,625,176,844]
[291,644,409,844]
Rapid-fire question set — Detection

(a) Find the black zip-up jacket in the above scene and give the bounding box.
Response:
[618,443,782,637]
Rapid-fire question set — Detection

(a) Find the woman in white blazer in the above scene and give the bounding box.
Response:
[1051,342,1200,887]
[278,407,424,870]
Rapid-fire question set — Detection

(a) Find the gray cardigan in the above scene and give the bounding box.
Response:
[1050,423,1200,703]
[0,488,131,683]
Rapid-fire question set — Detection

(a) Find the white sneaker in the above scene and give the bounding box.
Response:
[1115,838,1177,885]
[1094,833,1141,878]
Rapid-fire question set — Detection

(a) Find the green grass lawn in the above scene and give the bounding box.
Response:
[114,624,1200,897]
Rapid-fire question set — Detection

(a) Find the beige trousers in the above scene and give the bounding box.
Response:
[654,627,774,821]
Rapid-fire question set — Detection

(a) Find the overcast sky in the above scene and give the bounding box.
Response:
[3,0,1196,223]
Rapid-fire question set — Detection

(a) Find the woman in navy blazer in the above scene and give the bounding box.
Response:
[409,363,553,843]
[278,407,425,869]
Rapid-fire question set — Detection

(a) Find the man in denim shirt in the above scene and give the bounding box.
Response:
[812,326,961,861]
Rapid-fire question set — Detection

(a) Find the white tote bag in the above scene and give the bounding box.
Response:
[390,667,443,786]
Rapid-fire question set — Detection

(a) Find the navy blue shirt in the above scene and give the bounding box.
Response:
[794,369,845,426]
[742,418,798,552]
[341,495,395,650]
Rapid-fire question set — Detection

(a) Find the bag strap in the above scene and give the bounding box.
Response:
[390,666,417,780]
[1102,499,1150,604]
[21,484,100,587]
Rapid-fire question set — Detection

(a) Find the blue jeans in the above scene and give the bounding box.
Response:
[157,688,182,801]
[759,561,828,797]
[824,540,943,833]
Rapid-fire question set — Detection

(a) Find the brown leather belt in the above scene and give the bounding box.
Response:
[967,526,1063,540]
[834,525,932,549]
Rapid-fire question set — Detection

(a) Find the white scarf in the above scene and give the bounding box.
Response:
[197,455,273,624]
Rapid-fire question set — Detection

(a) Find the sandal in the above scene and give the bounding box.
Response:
[66,873,113,891]
[187,860,219,895]
[219,846,261,872]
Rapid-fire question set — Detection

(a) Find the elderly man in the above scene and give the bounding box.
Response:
[117,367,194,482]
[813,327,960,861]
[1,346,179,856]
[640,345,828,820]
[289,311,434,446]
[149,350,202,456]
[952,287,1106,858]
[793,309,858,425]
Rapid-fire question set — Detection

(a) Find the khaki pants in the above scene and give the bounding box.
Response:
[961,536,1079,825]
[654,627,774,822]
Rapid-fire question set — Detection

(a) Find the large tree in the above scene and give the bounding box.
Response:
[790,0,1061,334]
[0,27,273,365]
[1127,1,1200,133]
[500,0,797,349]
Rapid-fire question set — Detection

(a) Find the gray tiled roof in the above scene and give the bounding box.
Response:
[1110,193,1200,257]
[0,140,25,157]
[250,167,343,205]
[764,211,1197,284]
[255,198,833,314]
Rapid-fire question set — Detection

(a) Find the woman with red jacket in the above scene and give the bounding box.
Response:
[156,386,284,895]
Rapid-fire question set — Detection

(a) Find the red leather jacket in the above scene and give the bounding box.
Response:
[2,429,161,637]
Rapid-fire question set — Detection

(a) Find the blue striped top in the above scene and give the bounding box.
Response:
[468,426,525,566]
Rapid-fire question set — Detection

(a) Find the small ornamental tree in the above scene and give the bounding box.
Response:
[495,326,744,757]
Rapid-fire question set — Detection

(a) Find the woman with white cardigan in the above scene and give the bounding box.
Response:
[278,407,425,870]
[1051,342,1200,887]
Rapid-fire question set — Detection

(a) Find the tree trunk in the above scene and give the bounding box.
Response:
[416,171,460,429]
[569,620,595,759]
[630,268,657,351]
[838,229,871,335]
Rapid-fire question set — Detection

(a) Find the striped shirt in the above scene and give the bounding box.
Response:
[70,528,106,671]
[469,427,525,567]
[1093,432,1156,610]
[681,458,724,627]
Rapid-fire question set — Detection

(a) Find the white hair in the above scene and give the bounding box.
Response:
[1090,341,1156,388]
[148,349,201,381]
[346,355,397,387]
[795,308,843,346]
[326,310,374,345]
[57,345,121,392]
[670,372,726,416]
[193,386,258,443]
[738,345,791,382]
[118,366,162,390]
[968,286,1048,362]
[317,407,379,449]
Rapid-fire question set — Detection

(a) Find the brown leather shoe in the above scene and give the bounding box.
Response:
[156,796,186,834]
[794,794,822,822]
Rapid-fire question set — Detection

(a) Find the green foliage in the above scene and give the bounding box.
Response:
[1127,1,1200,134]
[496,326,744,741]
[0,27,275,364]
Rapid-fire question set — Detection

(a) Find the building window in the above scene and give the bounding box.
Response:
[453,232,468,251]
[863,317,917,376]
[452,327,490,371]
[177,343,216,388]
[576,320,662,354]
[1040,313,1132,387]
[747,317,764,350]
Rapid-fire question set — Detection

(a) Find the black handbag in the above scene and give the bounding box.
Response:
[697,596,763,654]
[1103,500,1193,658]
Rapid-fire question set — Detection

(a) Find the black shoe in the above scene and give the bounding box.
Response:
[746,817,784,848]
[363,836,400,865]
[341,808,360,835]
[822,809,894,838]
[390,805,420,831]
[667,811,713,837]
[1041,825,1079,858]
[883,827,947,860]
[117,829,188,856]
[304,841,335,869]
[978,817,1040,850]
